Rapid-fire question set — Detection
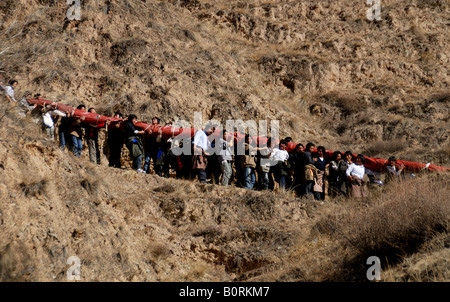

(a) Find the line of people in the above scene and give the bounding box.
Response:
[2,81,406,200]
[110,115,407,200]
[0,80,106,166]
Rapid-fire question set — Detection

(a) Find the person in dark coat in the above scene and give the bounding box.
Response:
[297,142,315,197]
[124,114,145,172]
[106,112,124,168]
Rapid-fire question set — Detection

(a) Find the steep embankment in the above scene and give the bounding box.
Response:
[1,0,448,162]
[1,105,449,282]
[0,107,312,281]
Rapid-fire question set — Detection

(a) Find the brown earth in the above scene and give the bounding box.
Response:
[0,0,449,282]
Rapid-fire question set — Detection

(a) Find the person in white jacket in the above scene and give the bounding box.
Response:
[3,80,18,103]
[346,154,379,198]
[192,126,215,183]
[42,106,67,141]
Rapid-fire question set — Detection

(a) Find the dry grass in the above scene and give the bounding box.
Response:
[320,91,366,116]
[363,138,408,157]
[432,143,450,166]
[1,94,449,282]
[278,175,450,282]
[335,178,448,279]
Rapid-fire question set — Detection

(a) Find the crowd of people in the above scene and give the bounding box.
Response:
[1,78,406,201]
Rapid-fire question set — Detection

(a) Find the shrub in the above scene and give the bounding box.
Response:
[332,176,449,281]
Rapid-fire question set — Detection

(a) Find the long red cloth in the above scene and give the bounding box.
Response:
[27,98,450,173]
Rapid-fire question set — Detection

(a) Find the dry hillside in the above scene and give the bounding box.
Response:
[0,0,449,282]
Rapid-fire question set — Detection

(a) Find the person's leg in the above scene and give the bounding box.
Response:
[143,155,151,173]
[304,181,314,197]
[279,175,286,191]
[88,139,96,163]
[135,154,143,171]
[49,126,55,141]
[314,191,321,200]
[114,147,122,168]
[236,167,244,187]
[163,160,170,178]
[198,169,207,183]
[59,131,66,150]
[155,165,163,176]
[109,143,121,168]
[220,161,226,184]
[294,177,304,197]
[152,153,158,174]
[268,168,275,190]
[251,169,256,189]
[77,137,83,157]
[71,135,79,157]
[261,172,269,190]
[220,161,226,185]
[44,127,53,140]
[361,183,368,198]
[286,174,293,190]
[225,161,232,186]
[221,161,231,186]
[95,139,101,164]
[244,167,252,189]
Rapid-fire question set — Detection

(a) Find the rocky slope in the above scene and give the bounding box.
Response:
[2,0,448,159]
[0,110,312,281]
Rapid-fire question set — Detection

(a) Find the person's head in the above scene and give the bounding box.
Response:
[279,140,287,150]
[77,104,86,111]
[152,117,160,125]
[333,151,342,161]
[355,154,366,165]
[128,114,138,124]
[245,134,253,144]
[23,92,32,98]
[113,112,123,119]
[295,143,304,153]
[284,137,293,143]
[222,129,228,139]
[204,125,215,136]
[388,156,397,166]
[317,146,326,157]
[34,93,41,99]
[88,108,96,113]
[344,151,353,162]
[305,142,315,153]
[9,79,18,87]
